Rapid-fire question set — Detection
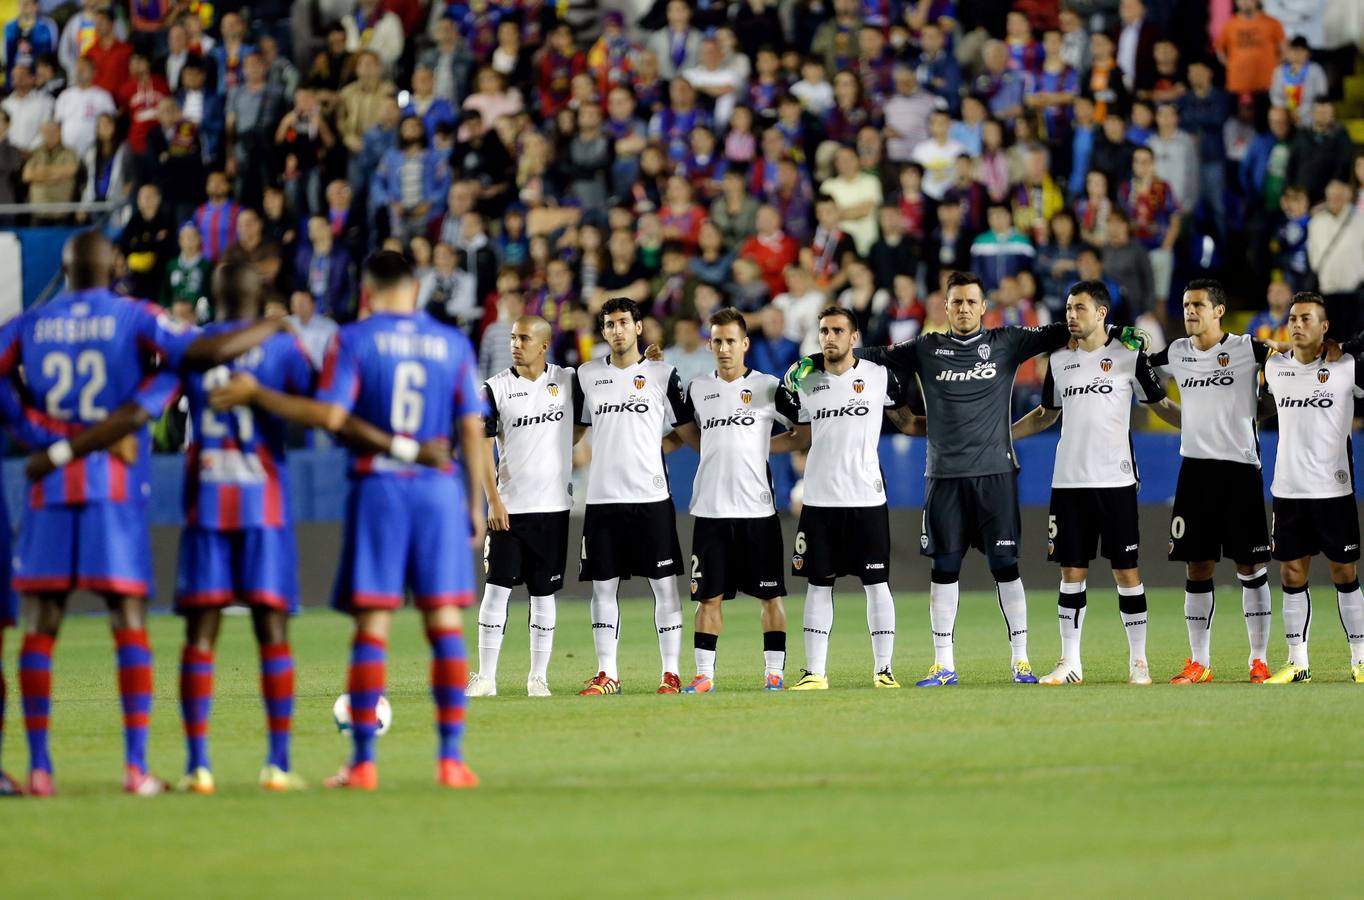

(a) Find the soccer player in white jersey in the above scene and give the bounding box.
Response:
[777,307,911,690]
[663,308,793,693]
[1259,293,1364,684]
[468,316,574,698]
[572,298,693,695]
[1147,280,1280,683]
[1012,281,1180,685]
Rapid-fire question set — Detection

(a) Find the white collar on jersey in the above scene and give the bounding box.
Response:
[947,329,986,344]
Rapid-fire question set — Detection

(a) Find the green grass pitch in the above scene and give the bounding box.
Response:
[2,588,1361,898]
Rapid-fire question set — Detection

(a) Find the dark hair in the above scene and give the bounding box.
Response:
[817,305,858,330]
[945,270,984,292]
[709,307,747,333]
[362,250,415,290]
[1185,278,1227,309]
[661,239,687,256]
[599,297,641,327]
[213,260,263,317]
[1290,290,1327,311]
[1066,279,1111,312]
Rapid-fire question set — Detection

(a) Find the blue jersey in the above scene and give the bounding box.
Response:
[0,290,196,507]
[316,311,483,478]
[183,325,315,530]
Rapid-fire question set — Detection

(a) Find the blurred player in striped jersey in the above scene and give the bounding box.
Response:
[663,308,794,693]
[0,231,282,796]
[468,315,576,698]
[212,251,488,789]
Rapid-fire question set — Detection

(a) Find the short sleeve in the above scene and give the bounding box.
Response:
[281,337,318,397]
[134,367,183,418]
[681,381,697,425]
[1133,352,1166,404]
[0,315,24,377]
[1354,356,1364,397]
[134,301,199,369]
[573,370,591,426]
[0,374,72,447]
[1146,346,1171,375]
[883,368,910,408]
[665,368,691,426]
[483,381,499,438]
[1041,362,1060,410]
[315,331,359,412]
[1010,322,1071,362]
[775,385,802,424]
[1251,340,1272,366]
[451,340,483,420]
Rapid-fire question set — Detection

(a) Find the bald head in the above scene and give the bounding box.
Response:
[63,230,115,290]
[212,261,263,321]
[510,315,551,370]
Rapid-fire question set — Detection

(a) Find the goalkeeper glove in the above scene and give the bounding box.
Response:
[784,357,814,393]
[1117,326,1151,352]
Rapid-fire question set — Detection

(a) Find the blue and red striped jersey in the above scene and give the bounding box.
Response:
[0,289,197,507]
[192,200,242,264]
[183,325,315,530]
[316,311,483,478]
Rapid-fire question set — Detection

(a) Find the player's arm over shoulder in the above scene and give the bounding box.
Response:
[853,336,920,374]
[1008,320,1071,360]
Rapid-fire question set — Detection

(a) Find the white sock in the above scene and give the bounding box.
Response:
[476,583,512,681]
[1238,568,1272,665]
[590,578,621,680]
[995,577,1029,664]
[1058,580,1087,665]
[650,577,683,678]
[695,645,716,678]
[1334,579,1364,665]
[1282,583,1311,668]
[929,579,959,670]
[864,582,896,673]
[763,630,786,677]
[1184,578,1214,666]
[803,584,834,676]
[1118,584,1148,665]
[528,594,556,680]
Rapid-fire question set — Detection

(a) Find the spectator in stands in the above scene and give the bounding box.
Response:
[146,98,205,225]
[1287,101,1354,204]
[1271,36,1328,127]
[222,207,283,289]
[373,114,451,242]
[306,24,352,97]
[419,15,473,106]
[1248,280,1292,344]
[867,205,918,291]
[1275,185,1313,292]
[57,0,108,82]
[160,21,191,92]
[837,258,890,335]
[883,67,935,164]
[162,223,212,321]
[478,286,523,382]
[322,179,368,266]
[259,35,299,103]
[54,57,114,157]
[1103,210,1155,328]
[646,0,701,81]
[915,21,961,115]
[211,12,254,97]
[684,35,743,128]
[81,111,132,210]
[191,170,242,264]
[287,289,339,370]
[116,53,168,166]
[1147,104,1197,215]
[491,19,533,90]
[1119,145,1179,312]
[176,59,225,164]
[985,274,1046,410]
[338,51,396,165]
[1242,103,1295,215]
[1308,179,1364,337]
[225,52,283,206]
[1036,210,1082,317]
[341,0,403,74]
[296,215,356,321]
[86,8,130,96]
[911,110,964,202]
[118,182,172,299]
[537,24,585,119]
[1215,0,1285,97]
[1114,0,1160,94]
[21,119,77,218]
[461,66,522,132]
[2,63,52,152]
[1083,31,1129,122]
[970,203,1035,294]
[1011,146,1065,244]
[822,145,882,256]
[592,227,651,311]
[925,199,973,290]
[749,303,801,377]
[403,66,455,140]
[4,1,58,85]
[1177,61,1230,240]
[773,264,825,355]
[663,316,711,387]
[0,104,21,203]
[420,241,478,327]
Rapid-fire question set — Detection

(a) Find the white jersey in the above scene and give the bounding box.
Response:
[483,364,576,514]
[1044,337,1164,489]
[574,356,690,505]
[1263,351,1364,499]
[1149,333,1269,466]
[784,358,906,508]
[685,369,791,519]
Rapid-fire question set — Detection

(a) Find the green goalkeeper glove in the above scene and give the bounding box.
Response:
[1117,326,1151,352]
[784,357,814,393]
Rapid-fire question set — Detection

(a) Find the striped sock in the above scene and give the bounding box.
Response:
[347,635,387,766]
[20,634,55,774]
[259,643,294,771]
[179,646,214,772]
[114,629,154,774]
[427,628,468,763]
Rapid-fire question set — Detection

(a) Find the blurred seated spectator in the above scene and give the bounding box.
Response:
[295,215,356,321]
[287,290,339,369]
[162,223,213,322]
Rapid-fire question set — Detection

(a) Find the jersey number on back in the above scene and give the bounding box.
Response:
[392,361,426,433]
[41,350,108,421]
[201,365,255,441]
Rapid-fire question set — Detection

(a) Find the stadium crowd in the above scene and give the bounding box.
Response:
[1,0,1363,414]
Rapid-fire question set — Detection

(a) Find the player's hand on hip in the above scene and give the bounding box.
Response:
[208,372,260,411]
[415,437,451,468]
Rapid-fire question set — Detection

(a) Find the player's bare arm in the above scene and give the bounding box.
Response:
[24,400,147,481]
[182,315,291,368]
[1148,397,1182,428]
[664,421,701,452]
[478,435,509,531]
[885,407,927,436]
[770,423,811,454]
[459,412,489,550]
[1011,405,1060,440]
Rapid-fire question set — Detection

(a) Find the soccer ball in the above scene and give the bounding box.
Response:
[332,694,393,737]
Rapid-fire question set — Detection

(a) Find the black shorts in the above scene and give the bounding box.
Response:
[690,516,786,600]
[1169,458,1272,565]
[484,511,570,596]
[578,499,684,582]
[792,504,890,586]
[1271,495,1361,564]
[1048,486,1141,569]
[921,473,1021,560]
